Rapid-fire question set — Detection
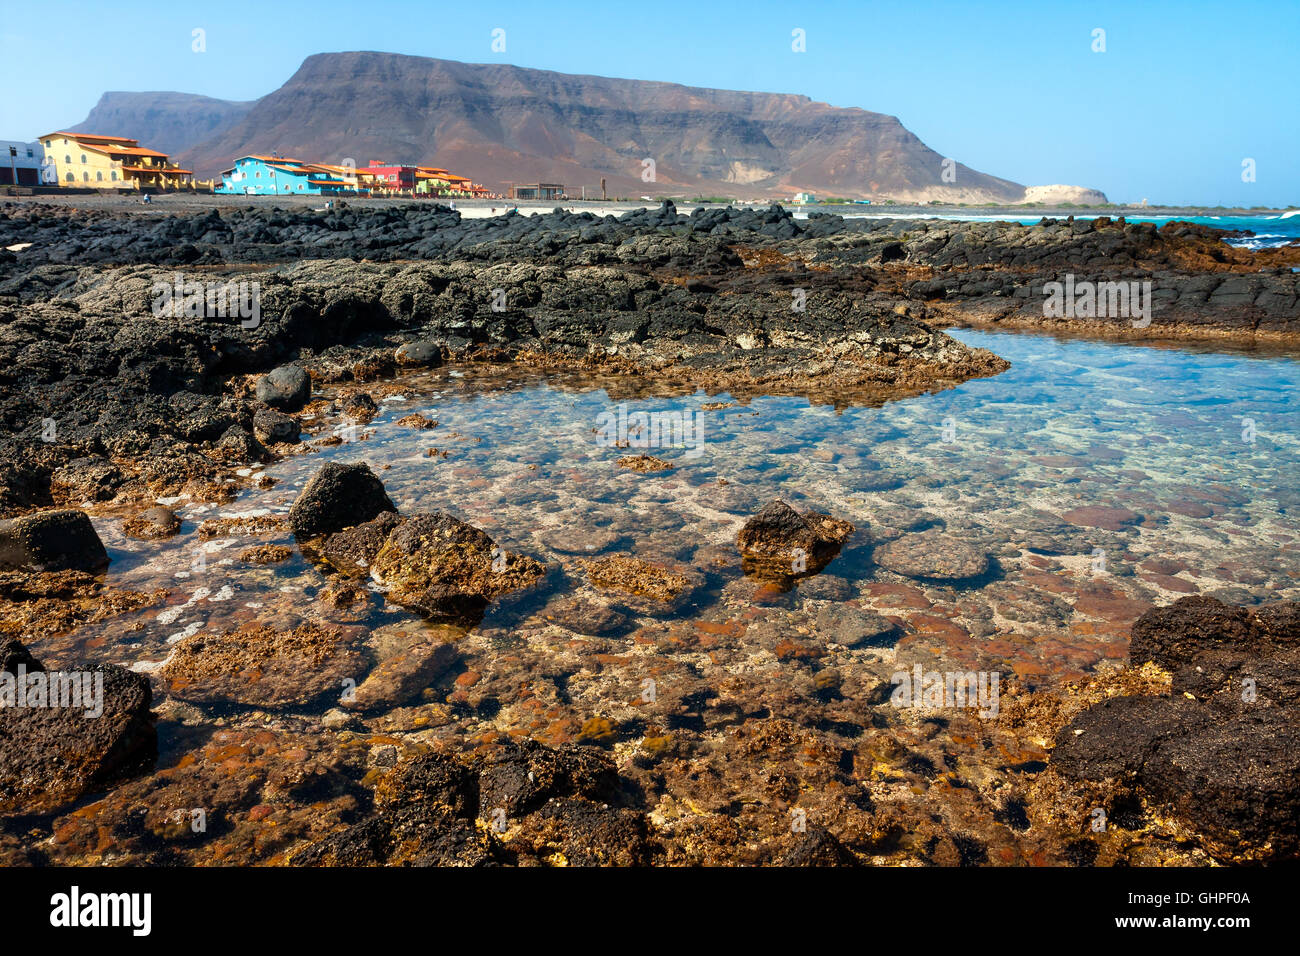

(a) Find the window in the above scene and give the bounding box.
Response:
[96,171,103,181]
[111,171,117,181]
[80,154,86,164]
[25,149,32,158]
[82,172,89,181]
[65,155,71,164]
[65,172,74,181]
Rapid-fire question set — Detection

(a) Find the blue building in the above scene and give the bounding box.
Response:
[215,155,368,196]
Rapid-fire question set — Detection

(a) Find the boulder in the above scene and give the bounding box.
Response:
[288,461,397,539]
[254,364,311,411]
[122,505,181,540]
[736,499,855,579]
[394,340,444,367]
[0,509,109,573]
[0,641,155,816]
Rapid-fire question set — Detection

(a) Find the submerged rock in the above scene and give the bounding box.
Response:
[583,554,698,613]
[369,512,546,621]
[159,621,367,710]
[0,509,109,573]
[872,530,990,582]
[288,461,397,539]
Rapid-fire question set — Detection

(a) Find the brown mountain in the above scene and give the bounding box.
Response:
[169,51,1023,201]
[70,92,258,160]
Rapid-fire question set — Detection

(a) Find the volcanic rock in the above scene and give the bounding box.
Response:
[288,461,397,539]
[255,364,311,411]
[0,641,155,816]
[0,509,109,573]
[369,512,546,621]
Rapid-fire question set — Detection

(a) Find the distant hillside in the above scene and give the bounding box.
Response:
[174,51,1027,201]
[69,92,258,159]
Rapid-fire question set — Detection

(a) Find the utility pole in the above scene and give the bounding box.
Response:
[601,177,606,202]
[7,146,17,189]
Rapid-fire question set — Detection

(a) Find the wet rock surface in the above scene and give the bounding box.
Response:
[370,512,546,621]
[0,509,109,573]
[873,530,991,582]
[0,639,155,817]
[159,621,367,710]
[1048,597,1300,861]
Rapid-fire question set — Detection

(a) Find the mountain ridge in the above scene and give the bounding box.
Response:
[66,52,1084,202]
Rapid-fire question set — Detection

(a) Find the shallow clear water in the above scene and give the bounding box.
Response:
[67,330,1300,701]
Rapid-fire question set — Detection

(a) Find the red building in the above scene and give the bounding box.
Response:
[365,160,415,190]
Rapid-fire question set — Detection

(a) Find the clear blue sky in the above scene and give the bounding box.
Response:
[3,0,1296,206]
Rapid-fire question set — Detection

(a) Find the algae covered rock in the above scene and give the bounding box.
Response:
[369,512,546,621]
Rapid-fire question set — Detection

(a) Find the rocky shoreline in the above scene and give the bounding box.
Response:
[1,198,1297,866]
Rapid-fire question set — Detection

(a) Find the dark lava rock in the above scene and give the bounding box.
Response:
[0,641,155,816]
[50,456,124,503]
[394,340,444,367]
[340,391,379,423]
[1052,596,1300,861]
[122,505,181,540]
[292,741,637,866]
[288,461,397,539]
[0,637,42,675]
[872,530,990,582]
[736,499,855,579]
[254,364,311,411]
[1129,595,1300,707]
[511,798,655,866]
[318,511,402,576]
[780,826,859,866]
[252,408,301,445]
[0,509,109,573]
[478,739,619,817]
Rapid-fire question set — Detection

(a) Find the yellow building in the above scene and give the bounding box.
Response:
[39,132,193,188]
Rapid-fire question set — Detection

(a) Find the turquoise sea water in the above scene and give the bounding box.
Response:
[805,212,1300,249]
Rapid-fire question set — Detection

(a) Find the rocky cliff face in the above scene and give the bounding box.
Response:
[69,92,258,160]
[174,51,1026,201]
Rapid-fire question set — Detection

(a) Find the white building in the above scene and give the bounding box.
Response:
[1,140,48,187]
